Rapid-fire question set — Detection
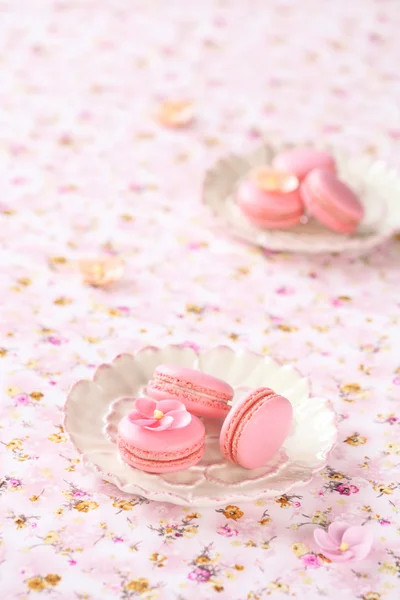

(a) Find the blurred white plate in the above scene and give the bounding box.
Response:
[203,143,400,254]
[64,345,337,507]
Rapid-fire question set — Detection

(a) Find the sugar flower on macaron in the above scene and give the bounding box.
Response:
[314,521,373,562]
[127,397,192,431]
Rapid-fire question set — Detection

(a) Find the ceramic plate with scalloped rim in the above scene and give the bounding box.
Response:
[64,345,337,507]
[203,143,400,254]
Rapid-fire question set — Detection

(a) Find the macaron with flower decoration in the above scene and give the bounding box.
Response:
[117,397,206,473]
[236,165,304,229]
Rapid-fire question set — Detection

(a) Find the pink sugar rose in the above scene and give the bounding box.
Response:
[314,521,373,563]
[128,397,191,431]
[392,376,400,386]
[9,479,20,487]
[73,491,86,498]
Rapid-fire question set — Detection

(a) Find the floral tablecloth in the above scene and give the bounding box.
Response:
[1,1,400,598]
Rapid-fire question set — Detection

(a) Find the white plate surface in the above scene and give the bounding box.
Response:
[203,143,400,254]
[64,345,337,506]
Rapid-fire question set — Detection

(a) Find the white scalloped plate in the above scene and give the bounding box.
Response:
[64,345,337,507]
[203,143,400,254]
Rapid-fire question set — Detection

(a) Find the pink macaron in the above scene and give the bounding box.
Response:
[272,147,336,181]
[220,387,293,470]
[146,365,233,419]
[117,397,205,473]
[300,168,364,234]
[236,166,304,229]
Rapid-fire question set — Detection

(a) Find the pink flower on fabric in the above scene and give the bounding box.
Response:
[336,484,359,495]
[188,568,210,582]
[314,522,373,563]
[301,554,320,568]
[127,397,191,431]
[217,525,238,537]
[15,394,30,406]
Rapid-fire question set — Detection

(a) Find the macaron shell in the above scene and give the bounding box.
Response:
[118,438,205,473]
[153,365,234,400]
[301,168,363,234]
[234,395,293,469]
[146,382,230,418]
[272,148,336,180]
[237,180,303,217]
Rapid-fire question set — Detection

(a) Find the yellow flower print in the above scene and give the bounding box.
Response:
[234,564,245,570]
[384,442,399,454]
[125,578,149,592]
[291,542,309,557]
[30,391,44,401]
[112,499,134,511]
[186,512,200,519]
[44,531,59,544]
[26,577,46,591]
[317,553,331,564]
[340,383,361,394]
[54,296,73,306]
[258,517,271,526]
[275,497,290,508]
[48,433,67,443]
[363,594,381,600]
[196,556,211,564]
[267,581,290,593]
[245,540,256,547]
[44,574,61,586]
[344,433,367,446]
[328,472,344,480]
[6,438,23,451]
[373,483,394,495]
[214,585,224,592]
[14,517,27,529]
[379,561,397,575]
[312,511,328,525]
[220,505,244,520]
[74,501,99,512]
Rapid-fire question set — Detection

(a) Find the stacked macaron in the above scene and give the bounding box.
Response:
[236,147,364,235]
[117,365,293,474]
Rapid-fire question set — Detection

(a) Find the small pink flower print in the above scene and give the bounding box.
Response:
[127,397,192,431]
[73,491,86,498]
[388,416,398,424]
[15,394,30,406]
[336,484,359,496]
[9,479,20,487]
[188,568,211,582]
[293,502,301,508]
[47,335,67,346]
[276,286,295,295]
[113,537,124,543]
[302,553,320,568]
[217,525,238,537]
[379,519,390,526]
[331,298,343,307]
[393,377,400,386]
[314,521,373,562]
[187,242,202,251]
[31,522,37,529]
[68,560,77,566]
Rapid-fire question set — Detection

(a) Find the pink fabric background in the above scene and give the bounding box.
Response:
[1,1,400,598]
